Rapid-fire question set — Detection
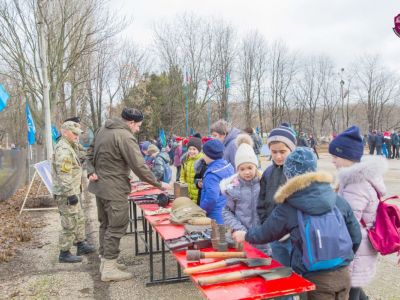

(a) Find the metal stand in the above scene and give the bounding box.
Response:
[19,170,56,214]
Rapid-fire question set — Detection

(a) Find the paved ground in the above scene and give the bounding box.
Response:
[0,153,399,300]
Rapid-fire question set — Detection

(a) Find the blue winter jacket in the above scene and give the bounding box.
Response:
[246,171,361,276]
[200,159,234,224]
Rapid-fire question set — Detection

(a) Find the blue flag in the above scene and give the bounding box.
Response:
[52,125,60,142]
[159,128,166,148]
[0,84,10,112]
[26,102,36,145]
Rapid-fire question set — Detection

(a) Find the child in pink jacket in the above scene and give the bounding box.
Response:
[329,126,388,300]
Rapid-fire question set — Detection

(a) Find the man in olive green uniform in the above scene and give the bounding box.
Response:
[52,121,95,263]
[87,108,169,282]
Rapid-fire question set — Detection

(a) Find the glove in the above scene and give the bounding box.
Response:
[67,195,79,206]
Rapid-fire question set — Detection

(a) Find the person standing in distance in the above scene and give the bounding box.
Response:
[86,107,170,282]
[52,121,96,263]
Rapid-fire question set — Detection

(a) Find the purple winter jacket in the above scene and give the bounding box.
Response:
[173,145,183,167]
[337,155,388,287]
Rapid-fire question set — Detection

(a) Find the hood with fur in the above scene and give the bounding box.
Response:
[274,171,336,215]
[337,155,387,196]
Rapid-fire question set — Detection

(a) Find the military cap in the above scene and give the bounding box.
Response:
[62,121,83,135]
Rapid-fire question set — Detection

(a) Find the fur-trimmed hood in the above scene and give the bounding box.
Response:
[220,172,262,196]
[337,155,387,196]
[274,171,337,215]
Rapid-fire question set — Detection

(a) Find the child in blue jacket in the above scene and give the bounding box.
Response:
[200,139,234,224]
[233,147,361,300]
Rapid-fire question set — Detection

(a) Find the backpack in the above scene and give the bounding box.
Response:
[297,206,353,272]
[361,195,400,256]
[161,156,172,183]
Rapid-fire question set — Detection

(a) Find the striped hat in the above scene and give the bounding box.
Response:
[267,125,297,151]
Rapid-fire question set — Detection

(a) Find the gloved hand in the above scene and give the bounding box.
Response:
[67,195,79,206]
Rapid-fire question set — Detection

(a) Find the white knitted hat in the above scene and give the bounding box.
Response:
[234,134,258,169]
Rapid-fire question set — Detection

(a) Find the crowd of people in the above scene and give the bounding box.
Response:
[51,107,388,300]
[367,129,400,159]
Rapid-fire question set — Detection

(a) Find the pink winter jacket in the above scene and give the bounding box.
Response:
[337,155,388,287]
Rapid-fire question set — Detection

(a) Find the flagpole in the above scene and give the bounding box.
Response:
[207,79,212,135]
[185,73,189,137]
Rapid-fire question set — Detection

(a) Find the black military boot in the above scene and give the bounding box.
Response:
[76,241,96,256]
[59,250,82,263]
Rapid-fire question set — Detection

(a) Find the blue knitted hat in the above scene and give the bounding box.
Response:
[267,125,297,151]
[141,141,151,151]
[283,147,317,179]
[329,126,363,162]
[203,139,224,160]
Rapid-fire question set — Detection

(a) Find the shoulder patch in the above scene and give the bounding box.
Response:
[61,157,73,173]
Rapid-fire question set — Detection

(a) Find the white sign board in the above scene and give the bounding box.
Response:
[34,160,52,194]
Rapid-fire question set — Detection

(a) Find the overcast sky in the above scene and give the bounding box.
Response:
[110,0,400,73]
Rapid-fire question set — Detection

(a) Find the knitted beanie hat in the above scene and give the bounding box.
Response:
[328,126,364,162]
[267,125,297,151]
[147,144,160,156]
[234,134,258,169]
[187,137,202,152]
[203,139,224,160]
[141,141,151,151]
[283,147,317,179]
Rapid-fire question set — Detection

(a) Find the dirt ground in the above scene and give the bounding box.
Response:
[0,152,400,300]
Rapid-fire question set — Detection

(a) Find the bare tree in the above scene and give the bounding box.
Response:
[267,40,297,128]
[0,0,124,136]
[295,56,333,134]
[353,55,400,131]
[238,31,267,127]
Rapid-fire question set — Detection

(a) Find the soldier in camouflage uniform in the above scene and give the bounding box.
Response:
[52,121,95,263]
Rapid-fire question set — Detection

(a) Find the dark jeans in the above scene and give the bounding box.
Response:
[270,239,292,267]
[302,267,351,300]
[369,143,375,155]
[375,145,382,155]
[392,145,399,159]
[176,165,181,181]
[349,287,369,300]
[270,239,293,300]
[96,196,129,259]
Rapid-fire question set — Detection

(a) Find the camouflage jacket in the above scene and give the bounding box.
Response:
[52,137,82,196]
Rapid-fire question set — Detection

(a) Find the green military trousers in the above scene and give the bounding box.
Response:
[96,196,129,260]
[57,195,85,251]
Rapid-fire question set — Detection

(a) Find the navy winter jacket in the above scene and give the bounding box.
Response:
[246,171,361,276]
[257,163,287,222]
[200,159,234,224]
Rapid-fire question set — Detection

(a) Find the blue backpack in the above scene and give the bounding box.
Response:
[161,157,172,183]
[297,206,353,271]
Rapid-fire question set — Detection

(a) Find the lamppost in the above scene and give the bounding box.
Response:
[340,68,345,131]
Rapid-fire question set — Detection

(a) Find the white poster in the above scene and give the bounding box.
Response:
[34,160,52,194]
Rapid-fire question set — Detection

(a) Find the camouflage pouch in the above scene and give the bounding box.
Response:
[169,204,207,224]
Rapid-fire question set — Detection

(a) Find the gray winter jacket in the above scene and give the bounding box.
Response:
[223,127,241,169]
[152,151,171,181]
[221,173,269,253]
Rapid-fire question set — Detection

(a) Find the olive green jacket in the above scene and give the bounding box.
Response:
[86,118,161,200]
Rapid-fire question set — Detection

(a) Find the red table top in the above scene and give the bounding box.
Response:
[173,243,315,300]
[140,208,185,240]
[131,183,315,299]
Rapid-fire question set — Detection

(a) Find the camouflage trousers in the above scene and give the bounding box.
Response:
[56,195,85,252]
